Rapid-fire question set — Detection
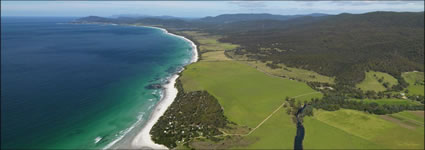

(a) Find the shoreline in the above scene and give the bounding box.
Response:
[116,25,198,149]
[130,74,180,149]
[70,22,198,149]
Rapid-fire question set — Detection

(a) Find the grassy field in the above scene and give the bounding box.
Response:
[236,108,296,149]
[180,31,238,52]
[303,116,381,149]
[180,61,322,127]
[176,30,423,149]
[304,109,424,149]
[242,60,335,84]
[402,72,425,95]
[189,109,299,149]
[389,111,424,124]
[178,31,239,62]
[351,98,422,106]
[201,51,231,61]
[180,61,322,148]
[356,71,398,92]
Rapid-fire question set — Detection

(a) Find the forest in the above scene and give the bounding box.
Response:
[220,12,424,87]
[75,12,424,91]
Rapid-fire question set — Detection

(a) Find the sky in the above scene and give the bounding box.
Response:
[1,1,424,17]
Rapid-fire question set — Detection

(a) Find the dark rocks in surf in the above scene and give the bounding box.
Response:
[166,66,183,74]
[145,83,162,89]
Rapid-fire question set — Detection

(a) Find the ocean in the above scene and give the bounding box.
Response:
[1,17,194,149]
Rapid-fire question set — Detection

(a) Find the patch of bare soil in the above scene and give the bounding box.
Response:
[189,135,257,149]
[408,111,424,118]
[219,124,251,135]
[380,115,416,130]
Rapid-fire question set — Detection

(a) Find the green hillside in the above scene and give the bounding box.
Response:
[356,71,398,92]
[402,72,425,95]
[221,12,424,88]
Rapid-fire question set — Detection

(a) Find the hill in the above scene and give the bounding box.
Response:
[199,13,324,24]
[74,16,114,23]
[74,11,424,95]
[221,11,424,89]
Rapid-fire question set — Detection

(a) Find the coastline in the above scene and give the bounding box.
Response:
[120,26,199,149]
[130,74,180,149]
[68,22,198,149]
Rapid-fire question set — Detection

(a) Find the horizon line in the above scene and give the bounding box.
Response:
[1,10,424,18]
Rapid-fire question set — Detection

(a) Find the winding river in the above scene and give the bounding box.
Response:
[294,104,307,150]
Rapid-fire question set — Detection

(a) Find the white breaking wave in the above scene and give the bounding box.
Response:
[129,26,198,149]
[100,25,198,149]
[102,112,146,149]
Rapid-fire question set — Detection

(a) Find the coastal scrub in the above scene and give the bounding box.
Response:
[150,80,228,148]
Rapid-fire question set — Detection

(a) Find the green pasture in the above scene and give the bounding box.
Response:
[176,30,423,149]
[180,61,322,127]
[237,109,296,149]
[304,109,424,149]
[180,31,239,52]
[389,111,424,126]
[351,98,422,106]
[303,116,381,149]
[356,71,398,92]
[201,51,231,61]
[402,72,424,96]
[243,61,335,84]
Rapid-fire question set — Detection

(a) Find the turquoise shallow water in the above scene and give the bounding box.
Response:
[1,17,193,149]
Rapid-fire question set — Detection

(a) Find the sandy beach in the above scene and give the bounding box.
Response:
[130,74,179,149]
[126,26,198,149]
[96,24,198,150]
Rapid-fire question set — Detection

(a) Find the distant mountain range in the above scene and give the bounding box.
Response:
[199,13,328,23]
[110,14,197,20]
[75,13,329,24]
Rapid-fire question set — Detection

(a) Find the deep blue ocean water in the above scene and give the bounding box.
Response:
[1,17,193,149]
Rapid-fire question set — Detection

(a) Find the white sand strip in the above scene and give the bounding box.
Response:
[72,23,198,150]
[130,74,179,149]
[129,26,198,149]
